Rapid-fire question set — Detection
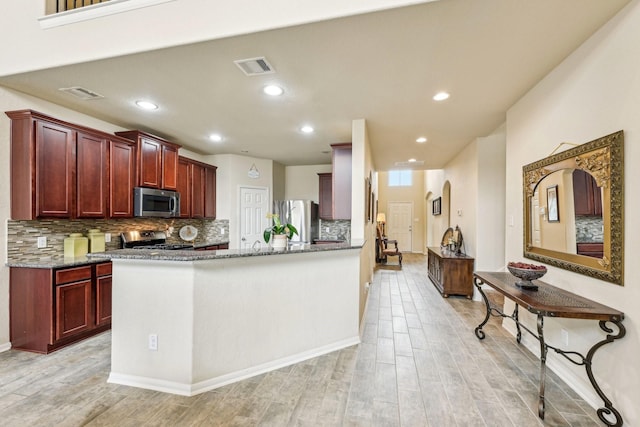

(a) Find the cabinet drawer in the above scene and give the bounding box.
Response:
[55,266,92,285]
[96,262,112,277]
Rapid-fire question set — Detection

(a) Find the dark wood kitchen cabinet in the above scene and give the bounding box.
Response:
[177,157,192,218]
[55,266,93,341]
[76,131,108,218]
[177,156,217,219]
[427,247,474,298]
[10,262,112,354]
[109,138,137,218]
[318,173,333,219]
[573,169,603,216]
[6,110,137,220]
[7,111,75,219]
[115,130,181,190]
[95,262,113,327]
[318,143,352,220]
[332,143,352,219]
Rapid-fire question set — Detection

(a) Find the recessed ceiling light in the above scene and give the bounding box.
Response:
[209,134,223,142]
[408,158,417,163]
[301,125,314,134]
[135,100,158,110]
[416,137,427,143]
[433,92,450,101]
[263,85,284,96]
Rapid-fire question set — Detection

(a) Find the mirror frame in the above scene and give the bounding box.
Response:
[522,130,624,285]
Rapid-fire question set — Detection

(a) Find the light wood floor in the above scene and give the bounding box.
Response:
[0,254,600,426]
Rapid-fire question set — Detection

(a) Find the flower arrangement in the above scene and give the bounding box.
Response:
[263,213,299,243]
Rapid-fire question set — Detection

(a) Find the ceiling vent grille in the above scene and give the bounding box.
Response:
[394,160,424,167]
[58,86,104,100]
[234,57,275,76]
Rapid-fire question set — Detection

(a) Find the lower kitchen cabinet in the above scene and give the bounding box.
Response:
[10,262,112,354]
[427,247,474,298]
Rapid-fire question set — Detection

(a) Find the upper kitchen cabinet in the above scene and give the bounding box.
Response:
[318,173,333,220]
[331,143,352,220]
[76,131,108,218]
[115,130,180,190]
[177,156,217,219]
[7,110,138,220]
[109,138,137,218]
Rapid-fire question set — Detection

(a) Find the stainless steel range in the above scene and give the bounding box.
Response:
[121,230,194,250]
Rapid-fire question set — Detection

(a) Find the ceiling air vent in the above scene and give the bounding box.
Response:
[58,86,104,100]
[395,160,424,167]
[234,57,275,76]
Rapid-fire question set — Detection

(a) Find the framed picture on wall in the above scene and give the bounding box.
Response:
[547,185,559,222]
[432,197,442,216]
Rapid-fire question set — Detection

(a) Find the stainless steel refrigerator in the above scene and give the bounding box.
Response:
[273,200,319,243]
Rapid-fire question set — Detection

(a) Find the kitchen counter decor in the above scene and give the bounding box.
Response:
[263,213,298,249]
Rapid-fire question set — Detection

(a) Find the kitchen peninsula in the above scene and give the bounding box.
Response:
[88,241,363,396]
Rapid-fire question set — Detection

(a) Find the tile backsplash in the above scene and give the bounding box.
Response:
[6,218,229,263]
[319,219,351,241]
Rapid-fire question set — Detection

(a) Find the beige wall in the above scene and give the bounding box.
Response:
[284,164,332,202]
[506,1,639,423]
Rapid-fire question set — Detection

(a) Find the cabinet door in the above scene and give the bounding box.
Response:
[331,144,352,220]
[55,279,92,341]
[96,274,112,327]
[204,166,217,219]
[139,137,162,188]
[162,145,179,190]
[36,120,74,218]
[76,132,107,218]
[318,173,333,219]
[177,158,192,218]
[109,139,136,218]
[191,163,206,218]
[573,169,602,216]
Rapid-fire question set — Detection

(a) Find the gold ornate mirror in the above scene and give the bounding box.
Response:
[523,131,624,285]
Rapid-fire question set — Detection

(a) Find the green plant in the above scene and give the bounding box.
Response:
[263,213,298,243]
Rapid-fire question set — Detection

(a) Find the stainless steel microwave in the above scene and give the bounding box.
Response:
[133,187,180,218]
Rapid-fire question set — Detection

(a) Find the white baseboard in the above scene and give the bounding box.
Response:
[0,342,11,353]
[108,335,361,396]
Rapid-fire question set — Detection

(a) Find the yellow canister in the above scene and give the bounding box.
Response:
[87,228,106,253]
[64,233,88,258]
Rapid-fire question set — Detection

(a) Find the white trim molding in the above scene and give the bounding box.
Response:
[39,0,176,29]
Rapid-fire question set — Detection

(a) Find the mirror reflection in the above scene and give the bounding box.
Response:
[530,169,603,259]
[522,130,624,285]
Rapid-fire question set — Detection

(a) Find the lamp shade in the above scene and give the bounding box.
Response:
[376,213,386,223]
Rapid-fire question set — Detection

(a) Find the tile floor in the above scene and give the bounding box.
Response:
[0,253,601,426]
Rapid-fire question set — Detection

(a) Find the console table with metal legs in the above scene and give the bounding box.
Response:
[473,272,625,426]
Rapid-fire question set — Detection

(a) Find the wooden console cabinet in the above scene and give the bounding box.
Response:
[10,262,112,354]
[427,247,474,298]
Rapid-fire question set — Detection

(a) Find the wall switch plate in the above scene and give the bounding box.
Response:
[561,329,569,347]
[104,233,111,243]
[221,228,226,235]
[37,236,47,248]
[148,334,158,351]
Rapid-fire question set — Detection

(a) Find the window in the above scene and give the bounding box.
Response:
[388,170,412,187]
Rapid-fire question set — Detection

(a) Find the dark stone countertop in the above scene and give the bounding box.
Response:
[86,239,365,262]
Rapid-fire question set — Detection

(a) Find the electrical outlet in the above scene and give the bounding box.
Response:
[325,227,330,233]
[221,228,226,235]
[148,334,158,351]
[104,233,111,243]
[37,236,47,248]
[561,329,569,347]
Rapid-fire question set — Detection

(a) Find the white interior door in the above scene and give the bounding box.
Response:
[387,201,413,252]
[239,186,269,249]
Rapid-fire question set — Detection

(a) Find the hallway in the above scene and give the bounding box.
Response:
[0,254,599,426]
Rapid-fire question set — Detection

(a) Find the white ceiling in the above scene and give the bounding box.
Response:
[0,0,629,170]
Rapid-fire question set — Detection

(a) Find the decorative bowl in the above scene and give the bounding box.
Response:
[507,262,547,290]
